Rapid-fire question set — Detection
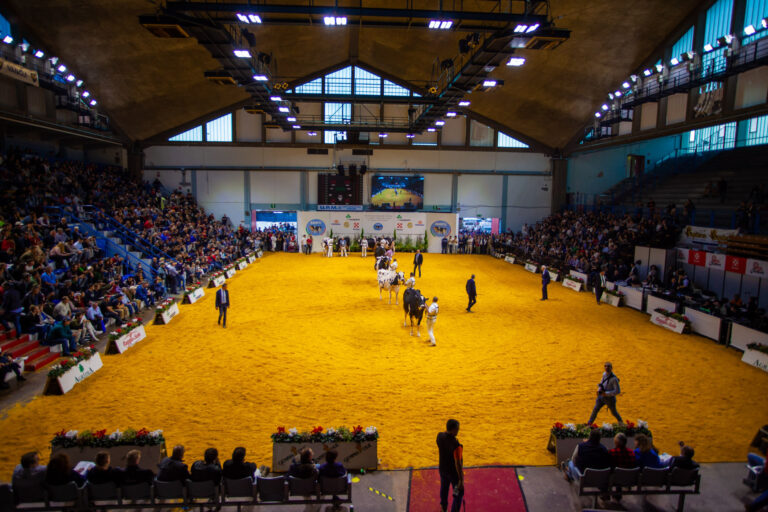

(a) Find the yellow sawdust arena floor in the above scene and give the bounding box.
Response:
[1,253,767,478]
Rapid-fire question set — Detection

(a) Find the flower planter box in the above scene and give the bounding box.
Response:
[562,277,583,292]
[154,302,180,325]
[237,261,248,271]
[182,287,205,304]
[51,443,166,470]
[43,353,103,395]
[247,254,257,264]
[208,275,226,288]
[272,441,377,472]
[504,255,516,264]
[106,325,147,355]
[741,348,768,373]
[548,271,559,282]
[649,310,687,334]
[524,263,538,273]
[225,268,236,279]
[256,250,263,258]
[601,293,623,307]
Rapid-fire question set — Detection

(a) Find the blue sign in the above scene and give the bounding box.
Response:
[373,223,384,231]
[317,205,364,211]
[430,221,451,237]
[306,219,326,236]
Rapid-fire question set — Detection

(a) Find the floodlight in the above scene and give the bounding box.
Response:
[614,91,622,97]
[406,133,415,138]
[526,23,540,33]
[253,74,268,81]
[428,20,440,29]
[507,57,526,67]
[482,79,497,87]
[435,120,445,126]
[278,106,289,112]
[34,50,44,58]
[236,13,249,23]
[427,127,436,132]
[20,42,29,51]
[655,64,663,72]
[458,100,470,107]
[307,131,317,136]
[270,95,281,101]
[682,51,694,61]
[66,74,75,82]
[595,112,601,118]
[57,64,67,73]
[324,16,335,25]
[608,93,614,100]
[745,24,756,35]
[440,21,452,29]
[82,91,90,98]
[622,81,630,89]
[601,104,609,111]
[514,24,528,33]
[630,74,638,82]
[446,112,457,117]
[76,80,83,87]
[378,133,388,138]
[50,57,59,65]
[762,18,767,28]
[670,57,680,66]
[429,20,452,29]
[292,125,301,129]
[336,17,347,25]
[703,43,714,52]
[248,14,262,24]
[233,49,252,58]
[643,68,652,76]
[89,99,97,106]
[2,35,13,44]
[287,116,296,122]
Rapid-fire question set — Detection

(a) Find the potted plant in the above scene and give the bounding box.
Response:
[271,425,379,472]
[208,270,226,288]
[154,298,180,325]
[742,343,768,373]
[51,428,166,469]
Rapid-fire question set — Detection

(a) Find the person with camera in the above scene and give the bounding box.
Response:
[587,362,623,425]
[436,419,464,512]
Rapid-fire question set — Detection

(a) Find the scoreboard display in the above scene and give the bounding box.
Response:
[318,173,362,205]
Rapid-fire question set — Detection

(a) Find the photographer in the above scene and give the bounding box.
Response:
[587,362,623,425]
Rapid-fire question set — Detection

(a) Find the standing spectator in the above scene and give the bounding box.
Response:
[465,275,477,313]
[413,249,423,277]
[436,419,464,512]
[190,448,222,484]
[441,236,448,254]
[1,281,23,336]
[360,237,367,258]
[541,265,551,301]
[157,445,190,482]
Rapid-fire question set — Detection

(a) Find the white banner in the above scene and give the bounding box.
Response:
[524,263,538,273]
[746,258,768,278]
[225,268,236,279]
[155,303,180,325]
[0,57,39,87]
[676,248,689,262]
[649,310,686,334]
[706,252,726,270]
[505,255,516,264]
[562,278,583,291]
[52,353,103,395]
[569,270,588,283]
[184,287,205,304]
[618,285,643,310]
[741,349,768,373]
[682,307,721,341]
[549,271,559,282]
[646,294,677,314]
[679,225,739,247]
[237,261,248,270]
[317,204,363,211]
[247,254,256,263]
[110,325,147,354]
[209,275,225,288]
[730,322,768,351]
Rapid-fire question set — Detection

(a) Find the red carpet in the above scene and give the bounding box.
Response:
[408,467,527,512]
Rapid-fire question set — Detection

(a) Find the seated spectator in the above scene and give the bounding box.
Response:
[222,446,266,480]
[190,447,222,485]
[46,318,77,356]
[290,448,319,480]
[318,450,347,479]
[608,433,636,469]
[0,346,25,388]
[665,442,699,471]
[46,452,85,487]
[633,434,661,468]
[118,449,154,486]
[87,451,121,485]
[563,428,610,481]
[157,445,190,482]
[53,296,74,320]
[12,451,46,488]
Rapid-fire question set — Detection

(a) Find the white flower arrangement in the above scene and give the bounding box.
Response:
[565,423,576,431]
[110,429,122,440]
[365,426,377,435]
[288,427,298,436]
[637,419,648,429]
[326,427,336,435]
[65,430,78,438]
[601,422,613,431]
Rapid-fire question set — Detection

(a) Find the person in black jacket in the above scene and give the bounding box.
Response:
[1,281,23,336]
[666,442,699,471]
[87,452,121,485]
[190,448,222,485]
[413,250,424,277]
[465,275,477,312]
[289,448,318,480]
[222,447,257,480]
[46,452,85,487]
[118,450,154,486]
[563,429,610,482]
[157,445,190,482]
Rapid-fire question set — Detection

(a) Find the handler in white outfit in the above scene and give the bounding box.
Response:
[390,258,398,272]
[325,238,333,257]
[405,272,416,289]
[426,297,439,346]
[361,238,368,257]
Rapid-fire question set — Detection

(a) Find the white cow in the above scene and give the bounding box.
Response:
[377,269,405,305]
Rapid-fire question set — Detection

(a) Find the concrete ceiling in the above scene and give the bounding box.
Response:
[4,0,703,150]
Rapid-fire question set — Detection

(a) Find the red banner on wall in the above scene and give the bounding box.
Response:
[688,250,706,266]
[725,255,747,274]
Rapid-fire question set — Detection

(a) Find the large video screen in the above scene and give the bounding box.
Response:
[370,175,424,210]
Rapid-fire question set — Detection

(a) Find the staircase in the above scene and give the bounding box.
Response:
[0,328,62,373]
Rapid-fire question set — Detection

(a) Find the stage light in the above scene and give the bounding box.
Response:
[446,112,457,117]
[324,16,347,25]
[440,20,452,29]
[57,64,67,73]
[270,95,281,101]
[630,74,638,82]
[287,116,296,122]
[20,42,29,51]
[378,133,388,138]
[622,81,630,89]
[458,100,470,106]
[429,20,452,29]
[236,13,248,23]
[66,74,75,82]
[89,99,97,106]
[427,127,436,132]
[506,57,526,67]
[50,56,59,65]
[762,18,767,28]
[482,79,497,87]
[82,91,90,98]
[406,133,415,138]
[307,131,317,136]
[745,24,756,35]
[253,74,268,81]
[703,43,714,52]
[601,104,608,111]
[76,80,83,87]
[595,112,601,118]
[292,125,301,129]
[514,24,528,33]
[435,120,445,126]
[233,49,252,58]
[670,57,680,66]
[526,23,539,33]
[278,106,289,112]
[608,93,614,100]
[643,68,652,76]
[248,14,262,23]
[655,64,663,72]
[34,50,44,58]
[2,35,13,44]
[614,91,622,97]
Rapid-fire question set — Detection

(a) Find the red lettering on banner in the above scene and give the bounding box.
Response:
[353,222,359,229]
[726,255,746,274]
[397,223,403,229]
[689,250,706,266]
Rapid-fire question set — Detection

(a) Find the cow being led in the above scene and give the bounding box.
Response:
[378,269,404,305]
[402,287,427,337]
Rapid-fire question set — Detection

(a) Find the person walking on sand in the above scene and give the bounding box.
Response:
[215,283,230,328]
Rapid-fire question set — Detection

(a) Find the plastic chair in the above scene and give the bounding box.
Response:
[640,467,669,489]
[87,481,118,507]
[12,481,46,506]
[222,477,254,512]
[120,481,152,503]
[288,476,318,500]
[610,467,640,490]
[186,479,219,511]
[154,479,185,501]
[579,468,611,508]
[320,474,351,499]
[255,476,287,503]
[47,482,81,507]
[744,465,767,492]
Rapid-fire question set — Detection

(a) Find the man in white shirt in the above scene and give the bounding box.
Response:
[361,237,368,258]
[325,238,333,257]
[339,238,348,257]
[53,296,73,320]
[390,258,398,272]
[426,297,439,346]
[405,272,416,289]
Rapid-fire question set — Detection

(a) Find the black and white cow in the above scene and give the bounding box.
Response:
[402,287,427,336]
[377,269,404,304]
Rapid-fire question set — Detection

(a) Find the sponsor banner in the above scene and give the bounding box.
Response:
[726,255,746,274]
[237,261,247,270]
[225,268,236,279]
[645,294,677,314]
[649,310,686,334]
[305,218,327,236]
[549,271,559,282]
[317,204,364,211]
[601,292,622,307]
[111,325,147,354]
[562,278,583,292]
[329,212,363,235]
[183,287,205,304]
[679,225,739,247]
[688,250,706,267]
[504,255,516,264]
[155,302,180,325]
[706,252,725,270]
[569,270,588,283]
[256,250,263,258]
[430,220,451,237]
[524,263,538,273]
[209,275,226,288]
[730,322,768,351]
[0,57,39,87]
[49,353,103,395]
[741,349,768,373]
[676,247,689,262]
[247,254,256,263]
[746,258,768,278]
[618,285,643,310]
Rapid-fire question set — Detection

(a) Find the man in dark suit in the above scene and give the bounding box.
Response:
[465,275,476,313]
[157,445,190,482]
[413,250,424,277]
[215,283,230,327]
[541,265,551,301]
[592,269,606,305]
